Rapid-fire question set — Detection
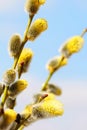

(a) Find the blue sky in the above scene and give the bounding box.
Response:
[0,0,87,130]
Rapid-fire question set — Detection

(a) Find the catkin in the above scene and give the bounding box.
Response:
[8,34,21,57]
[25,0,46,16]
[3,69,16,85]
[27,18,48,41]
[59,36,84,57]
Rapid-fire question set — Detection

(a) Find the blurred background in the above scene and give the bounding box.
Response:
[0,0,87,130]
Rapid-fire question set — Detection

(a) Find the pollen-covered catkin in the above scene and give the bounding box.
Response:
[59,36,84,57]
[32,99,64,119]
[9,79,28,97]
[25,0,46,16]
[21,105,33,119]
[0,109,17,129]
[8,34,21,57]
[3,69,16,85]
[27,18,48,41]
[17,48,33,78]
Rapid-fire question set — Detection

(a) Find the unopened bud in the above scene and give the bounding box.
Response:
[25,0,46,16]
[3,69,16,85]
[6,97,16,109]
[46,84,62,96]
[8,34,21,57]
[27,18,48,41]
[46,55,68,73]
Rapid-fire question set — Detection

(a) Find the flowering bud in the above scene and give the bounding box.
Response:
[8,34,21,57]
[27,18,48,41]
[46,84,62,96]
[21,105,33,119]
[9,79,28,97]
[0,109,17,129]
[33,99,64,119]
[4,109,17,124]
[6,97,16,109]
[59,36,84,57]
[46,55,68,73]
[3,69,16,85]
[21,105,37,127]
[17,48,33,78]
[25,0,46,16]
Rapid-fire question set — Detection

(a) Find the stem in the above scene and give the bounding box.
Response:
[81,28,87,37]
[15,115,30,130]
[42,72,54,91]
[12,15,34,69]
[18,125,24,130]
[23,15,34,41]
[0,85,9,107]
[41,55,65,91]
[12,42,25,69]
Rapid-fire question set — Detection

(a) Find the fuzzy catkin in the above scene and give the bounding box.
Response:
[9,79,28,97]
[32,99,64,119]
[3,69,16,85]
[0,109,17,129]
[46,55,68,73]
[46,84,62,96]
[21,105,33,119]
[17,48,33,78]
[4,109,17,124]
[27,18,48,41]
[6,97,16,109]
[25,0,46,16]
[8,34,21,57]
[59,36,84,57]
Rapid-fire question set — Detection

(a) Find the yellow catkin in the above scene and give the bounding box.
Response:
[27,18,48,41]
[4,109,17,124]
[59,36,84,57]
[17,48,33,78]
[46,55,68,73]
[21,105,33,119]
[9,79,28,97]
[25,0,46,15]
[33,99,64,118]
[39,0,46,5]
